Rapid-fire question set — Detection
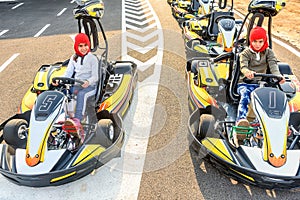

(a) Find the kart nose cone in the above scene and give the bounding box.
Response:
[268,153,286,168]
[26,154,40,167]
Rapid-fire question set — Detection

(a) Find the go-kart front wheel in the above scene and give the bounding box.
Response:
[197,114,216,140]
[96,119,115,148]
[3,119,28,149]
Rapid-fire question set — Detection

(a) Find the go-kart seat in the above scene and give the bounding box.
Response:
[207,11,233,39]
[94,57,107,103]
[85,56,106,123]
[190,0,200,12]
[229,54,241,103]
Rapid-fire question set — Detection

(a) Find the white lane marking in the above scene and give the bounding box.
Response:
[272,37,300,58]
[0,0,15,2]
[0,53,20,73]
[34,24,50,37]
[0,30,9,36]
[117,0,164,199]
[234,10,300,58]
[11,2,24,9]
[69,34,76,41]
[57,8,67,16]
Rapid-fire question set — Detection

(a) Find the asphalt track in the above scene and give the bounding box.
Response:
[1,0,300,200]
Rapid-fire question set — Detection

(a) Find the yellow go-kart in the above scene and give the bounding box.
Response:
[0,0,137,187]
[187,0,300,190]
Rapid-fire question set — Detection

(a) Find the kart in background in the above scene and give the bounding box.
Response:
[182,0,245,60]
[0,0,137,187]
[172,0,214,23]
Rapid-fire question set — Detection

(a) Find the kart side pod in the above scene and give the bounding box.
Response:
[251,87,289,167]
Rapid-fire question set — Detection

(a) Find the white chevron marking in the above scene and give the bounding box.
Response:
[125,1,147,7]
[126,29,159,42]
[127,40,158,54]
[125,11,153,20]
[126,23,157,32]
[125,7,150,15]
[124,55,159,72]
[125,17,155,26]
[125,4,149,11]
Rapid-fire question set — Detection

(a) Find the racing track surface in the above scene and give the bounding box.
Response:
[1,0,300,199]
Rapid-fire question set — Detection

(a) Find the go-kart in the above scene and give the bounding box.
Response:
[0,0,137,187]
[182,0,245,60]
[187,0,300,189]
[171,0,214,23]
[182,0,235,41]
[170,0,192,22]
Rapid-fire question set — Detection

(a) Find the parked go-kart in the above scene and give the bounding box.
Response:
[183,0,245,59]
[171,0,213,23]
[0,0,137,187]
[187,0,300,189]
[171,0,192,21]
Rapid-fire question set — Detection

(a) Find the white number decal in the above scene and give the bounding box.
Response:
[39,95,57,111]
[268,91,276,109]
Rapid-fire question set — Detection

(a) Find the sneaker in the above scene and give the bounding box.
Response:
[63,118,85,143]
[236,118,250,127]
[235,118,250,140]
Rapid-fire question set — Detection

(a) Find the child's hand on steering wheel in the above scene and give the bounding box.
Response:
[279,76,286,84]
[245,70,255,79]
[81,80,89,88]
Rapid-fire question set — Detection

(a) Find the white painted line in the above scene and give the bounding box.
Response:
[34,24,50,37]
[0,53,20,73]
[57,8,67,16]
[118,0,164,199]
[234,10,300,58]
[0,30,9,36]
[0,0,15,2]
[69,34,76,41]
[70,0,75,3]
[11,2,24,9]
[273,37,300,58]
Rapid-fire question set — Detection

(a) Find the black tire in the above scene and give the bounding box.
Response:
[197,114,216,140]
[96,119,114,148]
[3,119,28,149]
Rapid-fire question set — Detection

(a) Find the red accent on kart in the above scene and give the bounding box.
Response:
[63,118,85,143]
[99,101,109,111]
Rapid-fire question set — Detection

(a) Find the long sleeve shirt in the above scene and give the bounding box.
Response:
[239,47,281,82]
[64,52,99,86]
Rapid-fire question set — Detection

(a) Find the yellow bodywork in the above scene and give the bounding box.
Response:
[33,66,66,91]
[202,138,234,163]
[50,171,76,183]
[190,74,215,107]
[99,75,131,113]
[20,65,67,113]
[197,60,230,87]
[73,145,106,166]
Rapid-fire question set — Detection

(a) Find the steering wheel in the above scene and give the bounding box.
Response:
[243,73,283,87]
[52,77,85,86]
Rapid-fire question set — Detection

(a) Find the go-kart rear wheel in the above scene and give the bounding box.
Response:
[3,119,28,149]
[96,119,115,148]
[197,114,216,140]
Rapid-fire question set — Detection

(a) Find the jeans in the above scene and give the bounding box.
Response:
[73,85,96,121]
[236,83,259,121]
